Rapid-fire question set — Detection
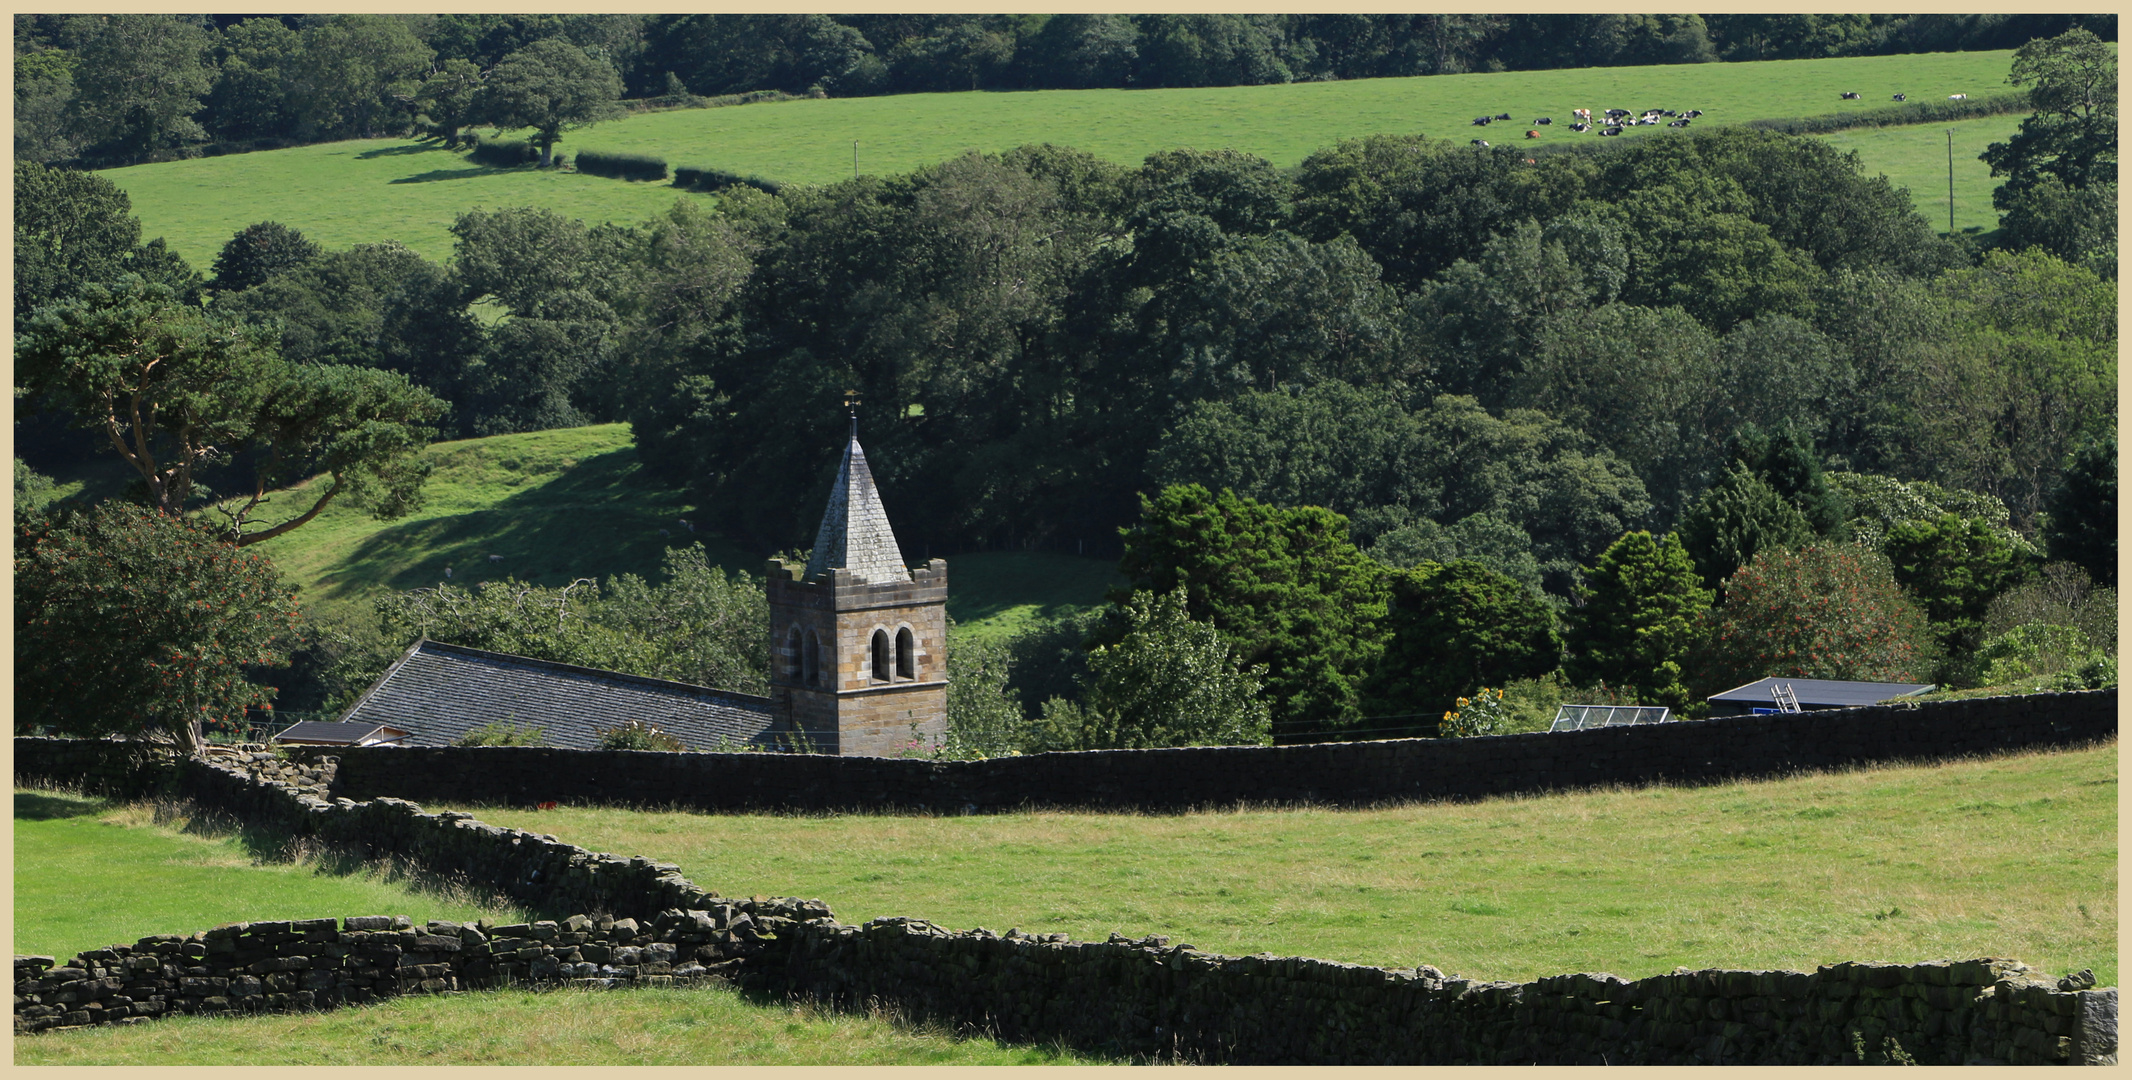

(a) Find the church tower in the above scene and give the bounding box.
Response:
[765,417,948,755]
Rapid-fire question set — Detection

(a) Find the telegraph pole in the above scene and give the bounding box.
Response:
[853,140,859,179]
[1947,129,1955,233]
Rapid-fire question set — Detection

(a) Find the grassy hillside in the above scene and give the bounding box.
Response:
[109,49,2019,268]
[448,741,2117,988]
[248,424,1118,635]
[1821,113,2023,234]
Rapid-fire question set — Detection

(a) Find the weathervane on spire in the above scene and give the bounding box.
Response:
[843,389,861,437]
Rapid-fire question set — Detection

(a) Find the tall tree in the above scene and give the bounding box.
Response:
[15,502,300,754]
[1358,560,1560,733]
[14,160,139,318]
[1675,462,1815,593]
[1982,28,2117,207]
[473,37,622,167]
[2042,430,2115,588]
[1884,512,2039,658]
[282,15,435,141]
[1563,531,1711,709]
[208,221,321,296]
[1051,586,1272,750]
[61,13,212,160]
[15,278,447,546]
[1116,484,1389,740]
[1690,544,1935,695]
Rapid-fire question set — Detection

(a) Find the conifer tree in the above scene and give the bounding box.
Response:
[1564,530,1712,710]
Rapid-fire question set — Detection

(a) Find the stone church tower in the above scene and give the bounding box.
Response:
[765,419,948,755]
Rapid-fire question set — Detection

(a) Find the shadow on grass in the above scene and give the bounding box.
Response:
[387,166,520,185]
[355,142,451,160]
[15,791,106,820]
[160,798,548,922]
[311,448,755,604]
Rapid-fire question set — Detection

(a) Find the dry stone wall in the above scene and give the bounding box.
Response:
[318,689,2116,814]
[12,716,2120,1063]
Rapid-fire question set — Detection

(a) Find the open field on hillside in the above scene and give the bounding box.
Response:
[108,49,2019,267]
[12,788,527,960]
[247,424,1118,635]
[449,741,2117,988]
[12,982,1107,1065]
[1821,113,2023,234]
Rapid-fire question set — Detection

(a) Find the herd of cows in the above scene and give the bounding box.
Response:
[1466,90,1964,147]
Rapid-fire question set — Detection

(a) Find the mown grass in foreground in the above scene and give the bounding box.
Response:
[12,788,528,961]
[108,49,2018,268]
[450,741,2116,988]
[11,984,1112,1065]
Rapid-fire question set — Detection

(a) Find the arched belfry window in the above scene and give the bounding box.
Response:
[896,627,916,680]
[803,629,822,687]
[784,627,803,683]
[870,629,892,683]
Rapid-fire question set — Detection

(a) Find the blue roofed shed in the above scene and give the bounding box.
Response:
[1706,677,1936,716]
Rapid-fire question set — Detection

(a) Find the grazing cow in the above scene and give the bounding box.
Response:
[1668,119,1690,128]
[1495,112,1512,121]
[1473,117,1491,126]
[1569,122,1590,132]
[1685,109,1703,118]
[1535,117,1553,125]
[1600,127,1622,137]
[1892,93,1907,101]
[1471,139,1489,147]
[1524,129,1540,139]
[1605,108,1629,118]
[1949,93,1967,100]
[1841,91,1860,100]
[1573,108,1592,123]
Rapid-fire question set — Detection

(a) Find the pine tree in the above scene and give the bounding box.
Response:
[1564,531,1712,710]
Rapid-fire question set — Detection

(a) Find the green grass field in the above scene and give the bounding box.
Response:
[1821,113,2023,234]
[247,423,1119,636]
[108,49,2021,268]
[12,983,1107,1065]
[445,742,2117,989]
[12,788,528,960]
[11,787,1108,1065]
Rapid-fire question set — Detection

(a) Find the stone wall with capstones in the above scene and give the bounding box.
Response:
[307,689,2116,814]
[10,742,2118,1063]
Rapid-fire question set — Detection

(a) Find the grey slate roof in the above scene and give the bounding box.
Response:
[804,421,911,584]
[337,640,775,750]
[274,720,409,746]
[1708,677,1936,710]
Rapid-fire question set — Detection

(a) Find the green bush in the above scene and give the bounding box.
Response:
[456,721,546,747]
[1438,687,1508,738]
[672,166,782,195]
[595,719,689,752]
[466,137,537,168]
[1975,623,2100,687]
[576,150,669,182]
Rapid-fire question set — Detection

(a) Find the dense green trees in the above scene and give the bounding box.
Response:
[208,221,319,295]
[1563,531,1711,710]
[1116,485,1390,739]
[1033,586,1272,750]
[13,161,200,318]
[1359,560,1560,732]
[15,501,300,753]
[473,39,622,167]
[2042,431,2116,587]
[1691,544,1935,691]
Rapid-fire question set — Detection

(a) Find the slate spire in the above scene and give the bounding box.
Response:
[804,413,911,584]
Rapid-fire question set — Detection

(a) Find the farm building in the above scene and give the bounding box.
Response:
[326,417,950,755]
[271,720,411,747]
[1705,677,1935,716]
[331,639,778,750]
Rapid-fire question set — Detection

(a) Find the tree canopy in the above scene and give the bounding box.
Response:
[474,38,623,166]
[15,501,300,753]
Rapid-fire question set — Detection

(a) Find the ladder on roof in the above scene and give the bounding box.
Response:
[1771,683,1802,713]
